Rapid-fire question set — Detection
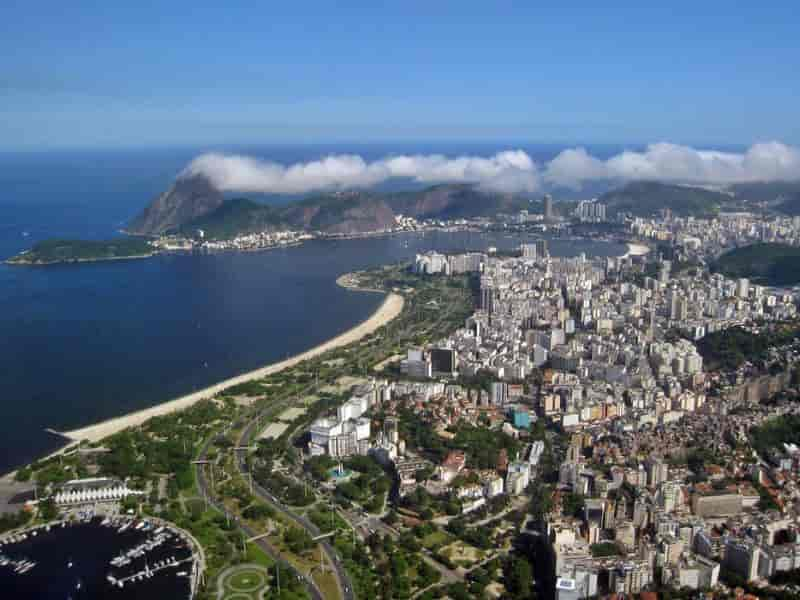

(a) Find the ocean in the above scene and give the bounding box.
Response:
[0,145,626,473]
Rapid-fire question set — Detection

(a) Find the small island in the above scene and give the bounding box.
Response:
[713,242,800,286]
[6,238,156,265]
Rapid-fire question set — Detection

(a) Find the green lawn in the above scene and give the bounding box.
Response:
[220,565,269,600]
[421,530,452,550]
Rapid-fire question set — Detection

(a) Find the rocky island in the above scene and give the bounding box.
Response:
[6,238,155,265]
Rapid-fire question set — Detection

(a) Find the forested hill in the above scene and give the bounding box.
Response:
[713,243,800,286]
[7,238,154,265]
[599,181,733,217]
[729,181,800,214]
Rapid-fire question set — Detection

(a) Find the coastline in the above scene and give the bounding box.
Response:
[622,242,651,258]
[47,287,404,448]
[5,252,157,266]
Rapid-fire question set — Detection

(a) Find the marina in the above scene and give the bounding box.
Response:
[0,517,199,599]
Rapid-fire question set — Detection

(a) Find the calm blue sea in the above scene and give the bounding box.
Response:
[0,145,625,473]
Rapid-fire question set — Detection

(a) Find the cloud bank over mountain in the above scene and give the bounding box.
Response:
[182,142,800,195]
[183,150,540,195]
[545,142,800,189]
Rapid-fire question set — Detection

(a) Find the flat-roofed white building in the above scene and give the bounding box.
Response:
[53,477,144,506]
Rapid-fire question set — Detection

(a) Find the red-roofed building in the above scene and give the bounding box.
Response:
[439,450,466,483]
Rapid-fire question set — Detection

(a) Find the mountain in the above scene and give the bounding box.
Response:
[776,196,800,216]
[136,177,532,239]
[180,198,286,239]
[712,242,800,286]
[179,191,398,238]
[284,191,397,233]
[599,181,732,218]
[131,175,768,239]
[726,181,800,215]
[387,184,530,220]
[127,174,224,235]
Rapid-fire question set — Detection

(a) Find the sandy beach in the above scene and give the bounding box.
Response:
[622,242,651,258]
[56,291,404,446]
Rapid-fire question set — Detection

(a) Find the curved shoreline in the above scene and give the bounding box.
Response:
[53,288,404,447]
[622,242,651,258]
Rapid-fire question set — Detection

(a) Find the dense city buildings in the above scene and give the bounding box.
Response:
[302,220,800,598]
[12,208,800,600]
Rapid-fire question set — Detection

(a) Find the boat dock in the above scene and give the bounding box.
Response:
[107,554,196,588]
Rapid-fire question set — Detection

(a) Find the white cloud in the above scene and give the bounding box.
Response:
[545,141,800,189]
[183,141,800,195]
[183,150,540,194]
[544,147,608,189]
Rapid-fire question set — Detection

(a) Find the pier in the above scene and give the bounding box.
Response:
[107,554,196,588]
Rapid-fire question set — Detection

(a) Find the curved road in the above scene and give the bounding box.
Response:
[237,411,355,600]
[195,433,324,600]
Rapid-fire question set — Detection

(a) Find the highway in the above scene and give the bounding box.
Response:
[194,432,324,600]
[237,410,355,600]
[193,277,465,600]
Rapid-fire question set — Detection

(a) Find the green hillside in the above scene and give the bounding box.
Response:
[179,198,287,239]
[386,184,530,220]
[8,238,153,265]
[713,242,800,286]
[729,181,800,207]
[600,181,730,217]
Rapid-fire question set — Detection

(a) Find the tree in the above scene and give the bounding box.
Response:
[528,484,553,521]
[504,556,533,599]
[562,492,585,518]
[446,582,472,600]
[399,531,421,553]
[243,503,274,520]
[391,553,409,578]
[38,498,58,521]
[284,527,314,554]
[305,455,335,481]
[415,466,436,483]
[0,510,32,534]
[418,563,441,588]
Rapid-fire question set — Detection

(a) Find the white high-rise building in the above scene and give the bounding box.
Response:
[736,278,750,299]
[521,244,538,260]
[575,199,607,223]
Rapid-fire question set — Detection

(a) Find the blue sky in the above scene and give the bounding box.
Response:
[2,2,799,149]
